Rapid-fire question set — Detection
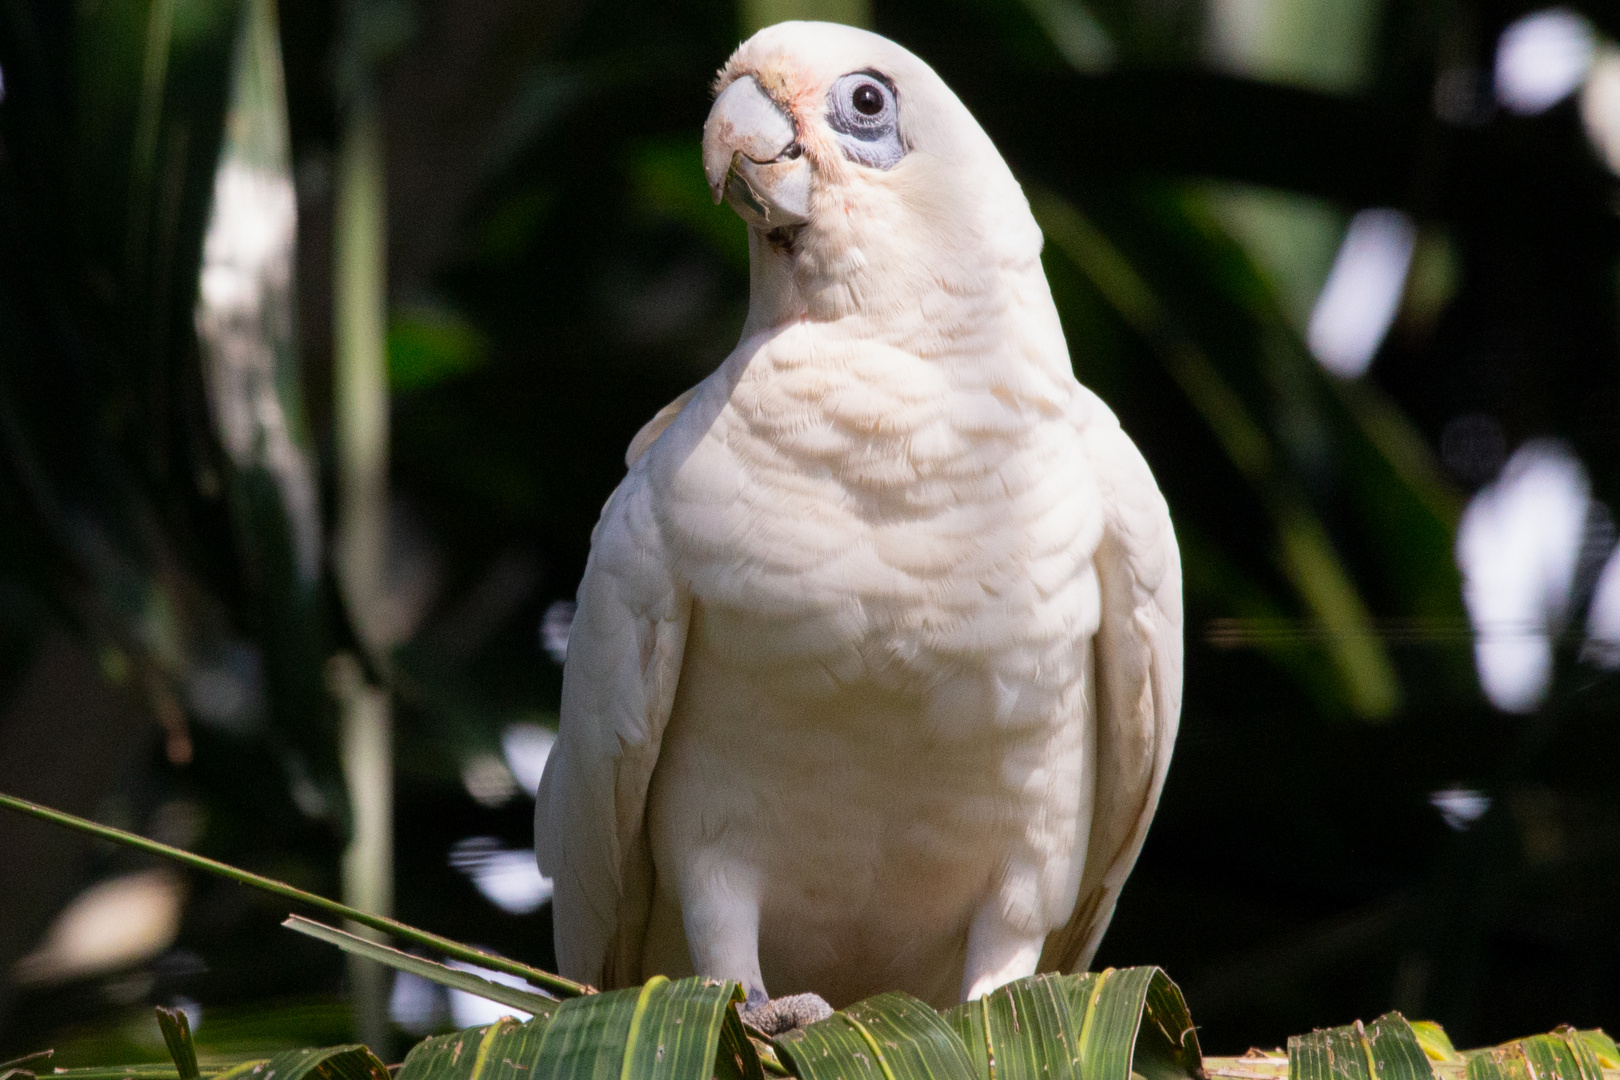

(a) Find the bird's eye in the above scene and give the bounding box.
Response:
[852,82,884,115]
[826,71,905,170]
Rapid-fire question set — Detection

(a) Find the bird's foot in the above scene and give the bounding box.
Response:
[739,992,834,1036]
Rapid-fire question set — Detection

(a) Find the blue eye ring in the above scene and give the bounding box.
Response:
[826,70,905,169]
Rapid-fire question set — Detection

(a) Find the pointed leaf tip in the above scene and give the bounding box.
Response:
[155,1007,200,1080]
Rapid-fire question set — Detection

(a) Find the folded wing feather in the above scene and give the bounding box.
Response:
[535,408,692,987]
[1037,398,1183,975]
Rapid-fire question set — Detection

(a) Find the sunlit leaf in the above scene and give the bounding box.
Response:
[1289,1013,1433,1080]
[1078,967,1201,1080]
[1520,1032,1606,1080]
[282,916,560,1019]
[1464,1030,1608,1080]
[945,973,1082,1080]
[396,1016,550,1080]
[527,977,747,1080]
[1410,1022,1462,1065]
[1578,1032,1620,1071]
[195,0,336,802]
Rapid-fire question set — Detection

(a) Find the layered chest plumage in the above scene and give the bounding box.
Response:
[649,332,1105,700]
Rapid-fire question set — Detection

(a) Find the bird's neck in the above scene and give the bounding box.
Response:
[738,220,1076,401]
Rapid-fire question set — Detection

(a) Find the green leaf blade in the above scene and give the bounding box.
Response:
[199,0,335,802]
[1463,1045,1535,1080]
[1577,1032,1620,1071]
[156,1007,201,1080]
[253,1046,390,1080]
[945,996,992,1080]
[619,977,746,1080]
[1408,1023,1461,1065]
[839,993,978,1080]
[396,1014,559,1080]
[528,985,645,1080]
[1290,1024,1369,1080]
[396,1017,533,1080]
[774,1011,887,1080]
[1290,1015,1432,1080]
[524,977,742,1080]
[779,991,979,1080]
[1131,969,1203,1080]
[717,1007,769,1080]
[281,916,559,1019]
[0,792,585,997]
[1079,967,1153,1080]
[940,974,1081,1080]
[1364,1015,1437,1080]
[1517,1033,1598,1080]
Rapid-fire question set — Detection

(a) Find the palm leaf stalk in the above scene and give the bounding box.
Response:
[0,792,585,999]
[333,0,398,1052]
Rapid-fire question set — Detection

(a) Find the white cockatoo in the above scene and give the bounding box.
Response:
[535,21,1181,1018]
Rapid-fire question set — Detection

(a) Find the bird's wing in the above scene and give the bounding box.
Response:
[1039,397,1182,975]
[625,386,699,468]
[535,454,690,989]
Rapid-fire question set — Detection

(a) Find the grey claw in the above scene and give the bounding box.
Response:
[739,992,835,1036]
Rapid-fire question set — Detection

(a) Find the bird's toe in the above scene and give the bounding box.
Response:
[739,992,834,1036]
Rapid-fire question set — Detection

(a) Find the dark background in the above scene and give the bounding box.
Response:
[1,0,1618,1065]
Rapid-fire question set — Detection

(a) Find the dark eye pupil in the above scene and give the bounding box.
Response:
[852,83,884,116]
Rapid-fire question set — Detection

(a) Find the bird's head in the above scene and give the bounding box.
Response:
[703,22,1045,332]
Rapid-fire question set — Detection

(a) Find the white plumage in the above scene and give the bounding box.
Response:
[535,21,1181,1011]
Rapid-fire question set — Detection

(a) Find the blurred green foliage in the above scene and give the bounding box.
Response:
[387,310,488,394]
[1,0,1618,1065]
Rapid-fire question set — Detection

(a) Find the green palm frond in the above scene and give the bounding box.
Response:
[6,793,1615,1080]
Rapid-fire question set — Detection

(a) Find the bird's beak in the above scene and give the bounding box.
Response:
[702,75,810,230]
